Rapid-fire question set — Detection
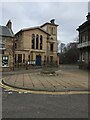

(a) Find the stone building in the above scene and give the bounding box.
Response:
[0,20,14,71]
[77,12,90,69]
[41,19,59,65]
[15,19,59,66]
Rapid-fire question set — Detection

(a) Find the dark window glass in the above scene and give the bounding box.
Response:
[2,50,4,54]
[44,55,46,63]
[51,27,53,34]
[18,54,22,63]
[15,54,17,63]
[23,54,25,63]
[50,56,53,63]
[40,35,43,50]
[50,43,53,51]
[36,34,39,49]
[15,43,17,49]
[28,55,30,61]
[32,34,35,49]
[80,36,82,43]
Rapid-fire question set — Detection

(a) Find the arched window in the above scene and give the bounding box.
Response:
[32,34,35,49]
[36,34,39,49]
[40,35,43,50]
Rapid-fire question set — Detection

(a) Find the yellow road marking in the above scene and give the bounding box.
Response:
[0,79,90,95]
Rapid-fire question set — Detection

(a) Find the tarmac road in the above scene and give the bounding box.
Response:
[2,88,89,118]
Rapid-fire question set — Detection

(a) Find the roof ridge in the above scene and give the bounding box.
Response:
[16,26,50,35]
[22,26,40,31]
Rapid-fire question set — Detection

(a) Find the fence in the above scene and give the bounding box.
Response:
[14,60,58,70]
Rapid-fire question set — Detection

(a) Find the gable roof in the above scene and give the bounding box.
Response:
[15,26,50,36]
[0,26,14,37]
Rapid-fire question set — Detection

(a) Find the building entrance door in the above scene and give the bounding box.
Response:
[36,55,41,66]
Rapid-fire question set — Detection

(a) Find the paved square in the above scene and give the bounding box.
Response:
[2,67,89,92]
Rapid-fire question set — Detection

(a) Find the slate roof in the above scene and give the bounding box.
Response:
[0,26,14,37]
[77,13,90,31]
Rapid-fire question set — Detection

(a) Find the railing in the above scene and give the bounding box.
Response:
[14,60,58,69]
[77,41,90,48]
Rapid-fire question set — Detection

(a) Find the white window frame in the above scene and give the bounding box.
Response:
[2,56,9,67]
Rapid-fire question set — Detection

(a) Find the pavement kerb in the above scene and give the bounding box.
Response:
[1,77,90,93]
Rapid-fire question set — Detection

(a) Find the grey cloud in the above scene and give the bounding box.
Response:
[1,2,88,43]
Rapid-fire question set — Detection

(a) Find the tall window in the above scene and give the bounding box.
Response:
[23,54,25,63]
[80,36,82,43]
[53,28,55,35]
[86,35,88,42]
[2,50,4,54]
[18,54,22,63]
[0,43,5,54]
[28,55,30,61]
[32,34,35,49]
[51,27,53,34]
[15,54,17,63]
[82,51,85,62]
[82,35,85,42]
[44,56,46,61]
[40,35,43,50]
[50,43,54,51]
[36,34,39,49]
[50,56,53,63]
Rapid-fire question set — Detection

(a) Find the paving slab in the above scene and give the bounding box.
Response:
[23,74,33,88]
[2,68,89,92]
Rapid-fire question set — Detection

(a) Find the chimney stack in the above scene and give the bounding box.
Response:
[6,19,12,29]
[50,19,55,24]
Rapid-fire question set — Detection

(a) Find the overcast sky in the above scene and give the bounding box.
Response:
[0,1,89,44]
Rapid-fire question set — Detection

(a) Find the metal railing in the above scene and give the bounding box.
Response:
[14,60,58,69]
